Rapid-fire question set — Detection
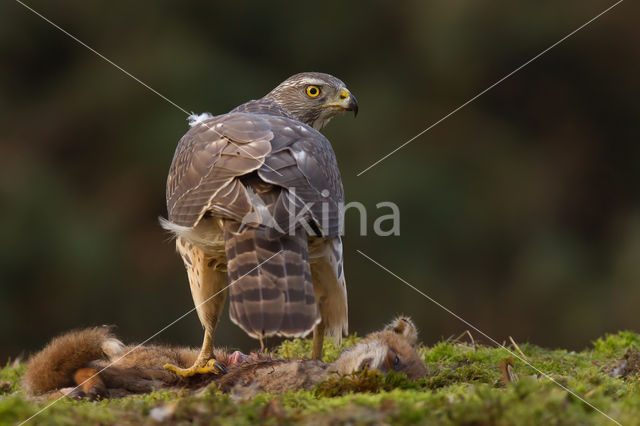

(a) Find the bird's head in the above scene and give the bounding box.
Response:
[263,72,358,130]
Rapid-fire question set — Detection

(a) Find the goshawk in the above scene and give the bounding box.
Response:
[161,72,357,376]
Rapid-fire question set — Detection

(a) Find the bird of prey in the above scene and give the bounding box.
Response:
[161,72,358,376]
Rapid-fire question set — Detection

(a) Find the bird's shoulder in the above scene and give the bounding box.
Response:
[178,103,332,156]
[229,99,330,148]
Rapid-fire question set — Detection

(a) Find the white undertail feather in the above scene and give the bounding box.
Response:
[159,217,193,239]
[159,217,226,257]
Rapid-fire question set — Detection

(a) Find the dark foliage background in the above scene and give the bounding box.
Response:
[1,0,638,363]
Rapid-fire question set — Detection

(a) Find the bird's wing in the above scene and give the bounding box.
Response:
[257,116,345,238]
[166,112,273,227]
[167,113,344,238]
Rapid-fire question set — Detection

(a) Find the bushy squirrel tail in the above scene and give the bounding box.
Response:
[23,327,123,394]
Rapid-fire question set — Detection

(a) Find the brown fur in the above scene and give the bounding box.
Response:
[23,327,114,394]
[331,316,426,380]
[24,317,426,398]
[73,368,108,400]
[23,327,232,396]
[216,358,329,397]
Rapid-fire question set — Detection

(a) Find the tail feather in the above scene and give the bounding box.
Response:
[23,327,117,394]
[225,221,319,339]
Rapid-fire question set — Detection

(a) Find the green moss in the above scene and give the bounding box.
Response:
[314,368,422,398]
[593,331,640,358]
[1,331,639,425]
[0,361,26,395]
[274,334,359,363]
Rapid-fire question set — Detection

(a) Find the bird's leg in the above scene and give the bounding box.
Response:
[311,321,326,360]
[165,243,228,377]
[164,326,227,377]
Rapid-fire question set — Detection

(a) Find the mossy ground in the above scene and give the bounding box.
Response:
[1,332,639,425]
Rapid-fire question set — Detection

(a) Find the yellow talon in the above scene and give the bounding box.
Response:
[164,359,228,377]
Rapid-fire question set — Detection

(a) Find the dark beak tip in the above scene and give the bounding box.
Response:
[349,95,359,118]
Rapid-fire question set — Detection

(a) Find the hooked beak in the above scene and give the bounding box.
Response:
[324,89,359,118]
[346,92,359,118]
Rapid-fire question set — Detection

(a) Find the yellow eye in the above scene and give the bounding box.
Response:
[306,85,320,98]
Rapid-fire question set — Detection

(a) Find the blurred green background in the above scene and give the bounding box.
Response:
[1,0,638,363]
